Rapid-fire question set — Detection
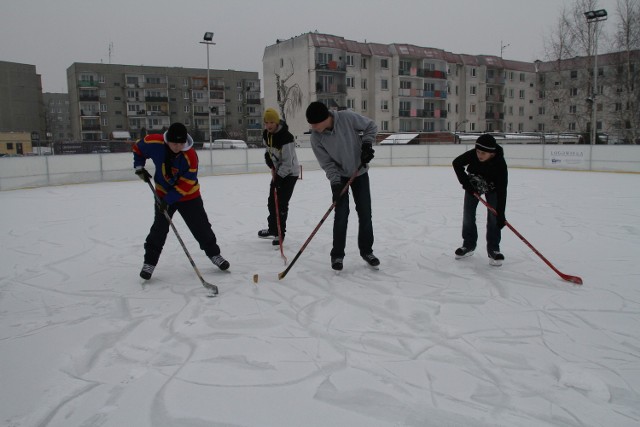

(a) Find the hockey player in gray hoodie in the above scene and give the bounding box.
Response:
[306,101,380,271]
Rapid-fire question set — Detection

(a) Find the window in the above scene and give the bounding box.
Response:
[538,107,545,115]
[346,76,355,88]
[361,78,368,90]
[470,85,476,95]
[183,91,190,99]
[470,104,476,113]
[380,58,389,69]
[381,99,388,111]
[570,70,578,79]
[520,73,525,82]
[346,55,354,66]
[381,79,388,90]
[570,88,578,97]
[509,88,514,98]
[184,105,190,113]
[280,58,284,67]
[471,68,477,77]
[538,123,545,131]
[317,52,333,65]
[381,120,389,131]
[346,98,355,109]
[361,99,367,111]
[100,104,107,112]
[518,106,525,116]
[400,80,411,89]
[569,105,577,113]
[361,57,367,69]
[519,89,525,99]
[569,122,576,131]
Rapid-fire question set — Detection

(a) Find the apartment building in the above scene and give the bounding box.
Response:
[0,61,46,139]
[263,32,638,143]
[43,92,72,142]
[67,63,262,144]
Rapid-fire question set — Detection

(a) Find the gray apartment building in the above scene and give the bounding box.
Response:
[263,32,639,144]
[66,63,262,144]
[0,61,46,140]
[43,92,72,143]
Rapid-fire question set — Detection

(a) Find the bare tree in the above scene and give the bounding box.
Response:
[274,59,303,122]
[542,0,609,138]
[609,0,640,143]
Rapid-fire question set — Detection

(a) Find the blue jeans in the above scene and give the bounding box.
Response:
[461,191,501,254]
[331,172,374,259]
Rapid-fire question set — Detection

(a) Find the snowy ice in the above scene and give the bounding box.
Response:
[1,166,639,426]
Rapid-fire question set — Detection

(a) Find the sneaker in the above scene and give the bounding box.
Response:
[331,257,344,271]
[272,236,283,246]
[258,229,277,239]
[140,263,155,280]
[455,247,475,259]
[210,254,230,271]
[488,251,504,266]
[362,253,380,267]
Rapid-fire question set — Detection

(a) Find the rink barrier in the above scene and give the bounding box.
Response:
[0,144,638,191]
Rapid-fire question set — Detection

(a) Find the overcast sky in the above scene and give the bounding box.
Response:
[0,0,621,93]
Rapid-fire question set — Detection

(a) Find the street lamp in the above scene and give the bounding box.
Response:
[200,32,216,149]
[584,9,607,145]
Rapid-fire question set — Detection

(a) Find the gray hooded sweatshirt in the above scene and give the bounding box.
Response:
[310,110,377,185]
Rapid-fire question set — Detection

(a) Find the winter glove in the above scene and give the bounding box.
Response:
[462,181,475,193]
[360,143,375,164]
[135,166,152,183]
[497,214,506,230]
[264,152,274,169]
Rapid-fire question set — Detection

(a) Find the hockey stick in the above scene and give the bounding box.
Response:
[474,193,583,285]
[145,179,219,296]
[272,171,288,265]
[278,164,363,280]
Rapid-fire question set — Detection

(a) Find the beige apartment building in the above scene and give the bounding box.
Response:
[67,63,262,144]
[263,32,638,144]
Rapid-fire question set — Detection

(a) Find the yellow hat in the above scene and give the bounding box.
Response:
[263,108,280,123]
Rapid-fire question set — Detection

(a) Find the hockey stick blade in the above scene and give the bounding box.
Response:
[474,193,583,285]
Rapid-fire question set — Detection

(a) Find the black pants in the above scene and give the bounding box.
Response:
[331,172,374,259]
[144,197,221,266]
[266,175,297,238]
[462,190,501,254]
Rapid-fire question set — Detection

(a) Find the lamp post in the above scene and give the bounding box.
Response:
[584,9,607,145]
[200,32,215,150]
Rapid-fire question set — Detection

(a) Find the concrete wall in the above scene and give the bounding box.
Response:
[1,144,638,191]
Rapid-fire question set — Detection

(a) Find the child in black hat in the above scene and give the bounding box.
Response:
[133,122,230,280]
[452,134,508,265]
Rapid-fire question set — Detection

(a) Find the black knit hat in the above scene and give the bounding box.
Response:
[475,134,498,152]
[166,122,188,143]
[306,102,330,124]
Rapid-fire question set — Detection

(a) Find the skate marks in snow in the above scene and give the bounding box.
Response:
[1,168,640,426]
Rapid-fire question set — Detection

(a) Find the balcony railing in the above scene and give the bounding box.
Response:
[315,61,346,72]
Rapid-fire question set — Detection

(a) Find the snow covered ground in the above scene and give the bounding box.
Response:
[1,166,639,427]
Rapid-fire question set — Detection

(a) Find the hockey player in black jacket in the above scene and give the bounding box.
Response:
[452,134,508,265]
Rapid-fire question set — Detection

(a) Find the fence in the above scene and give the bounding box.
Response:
[1,144,639,191]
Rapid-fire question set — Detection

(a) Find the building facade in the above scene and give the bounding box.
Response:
[0,61,46,141]
[66,63,262,144]
[43,92,72,143]
[263,32,638,143]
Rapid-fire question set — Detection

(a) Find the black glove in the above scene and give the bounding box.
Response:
[462,181,475,193]
[264,152,274,169]
[331,182,344,202]
[497,214,506,230]
[155,198,168,212]
[135,167,152,183]
[273,174,283,189]
[360,143,375,164]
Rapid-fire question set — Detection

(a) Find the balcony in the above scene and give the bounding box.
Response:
[485,112,505,120]
[315,61,346,72]
[78,81,98,88]
[145,96,169,102]
[315,83,346,94]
